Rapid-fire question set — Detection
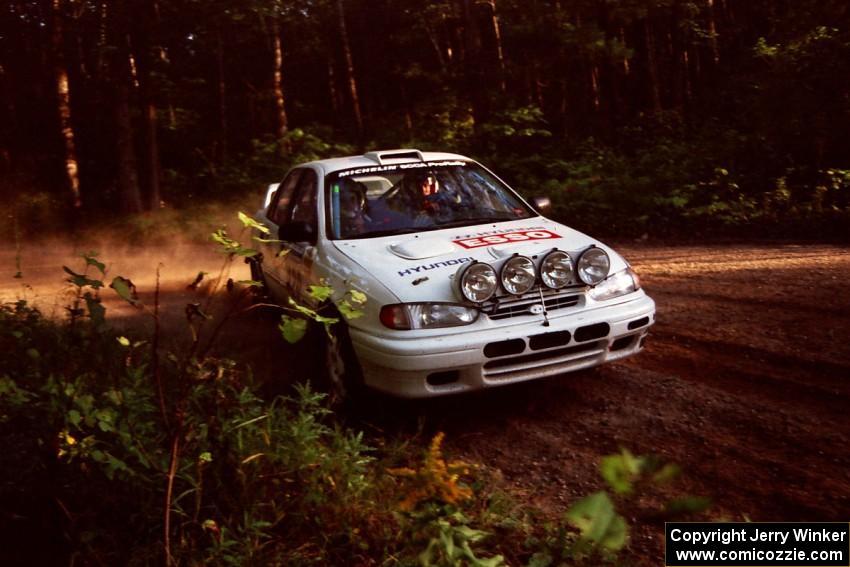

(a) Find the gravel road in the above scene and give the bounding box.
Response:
[4,241,849,564]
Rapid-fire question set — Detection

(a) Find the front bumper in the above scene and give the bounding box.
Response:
[349,293,656,398]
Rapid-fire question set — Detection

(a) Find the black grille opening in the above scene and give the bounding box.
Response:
[529,331,571,351]
[574,322,610,342]
[487,292,581,320]
[545,294,581,310]
[484,341,601,370]
[627,316,650,330]
[610,336,636,351]
[427,371,460,386]
[483,339,525,358]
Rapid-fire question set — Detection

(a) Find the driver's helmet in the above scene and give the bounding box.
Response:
[419,173,440,197]
[341,181,367,215]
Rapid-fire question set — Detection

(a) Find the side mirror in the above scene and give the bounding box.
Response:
[278,221,317,244]
[530,196,552,216]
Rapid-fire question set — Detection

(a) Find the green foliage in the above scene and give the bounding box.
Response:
[0,245,712,565]
[278,284,365,343]
[564,491,628,555]
[110,276,141,307]
[0,296,391,565]
[211,227,259,257]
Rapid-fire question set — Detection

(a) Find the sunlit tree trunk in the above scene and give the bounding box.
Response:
[336,0,363,141]
[51,0,82,208]
[481,0,506,93]
[271,17,288,140]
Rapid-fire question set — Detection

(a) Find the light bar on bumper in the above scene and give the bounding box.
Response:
[380,303,480,330]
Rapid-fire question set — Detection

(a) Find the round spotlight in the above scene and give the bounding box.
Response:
[458,262,497,303]
[540,250,574,289]
[500,255,536,295]
[577,247,610,285]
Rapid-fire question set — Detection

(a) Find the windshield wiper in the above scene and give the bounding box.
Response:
[435,216,516,229]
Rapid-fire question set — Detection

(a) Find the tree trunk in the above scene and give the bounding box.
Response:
[216,25,227,164]
[142,100,161,209]
[481,0,506,93]
[669,1,685,108]
[706,0,720,66]
[115,85,142,213]
[51,0,82,208]
[128,0,163,211]
[424,20,447,74]
[115,49,143,214]
[336,0,363,141]
[271,18,288,140]
[643,16,662,113]
[0,57,14,174]
[460,0,488,128]
[137,0,164,210]
[327,50,339,117]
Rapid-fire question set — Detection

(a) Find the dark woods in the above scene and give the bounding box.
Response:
[1,0,849,238]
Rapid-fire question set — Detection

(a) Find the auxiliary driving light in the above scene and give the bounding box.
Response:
[459,262,497,303]
[500,255,536,295]
[540,250,574,289]
[577,247,610,285]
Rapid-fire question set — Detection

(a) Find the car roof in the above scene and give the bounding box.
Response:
[300,149,472,176]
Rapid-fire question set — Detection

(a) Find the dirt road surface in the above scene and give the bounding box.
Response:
[3,241,849,563]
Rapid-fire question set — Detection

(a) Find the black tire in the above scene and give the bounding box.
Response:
[245,255,269,302]
[318,319,366,410]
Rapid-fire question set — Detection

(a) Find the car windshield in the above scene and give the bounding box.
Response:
[325,161,535,240]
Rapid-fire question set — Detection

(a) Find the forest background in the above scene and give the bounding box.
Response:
[1,0,849,240]
[3,2,850,565]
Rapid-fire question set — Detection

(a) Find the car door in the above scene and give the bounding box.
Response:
[262,168,302,299]
[281,168,320,304]
[262,168,320,304]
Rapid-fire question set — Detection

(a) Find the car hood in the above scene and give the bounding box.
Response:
[332,218,629,303]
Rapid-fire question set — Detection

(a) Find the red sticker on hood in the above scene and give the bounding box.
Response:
[453,229,561,249]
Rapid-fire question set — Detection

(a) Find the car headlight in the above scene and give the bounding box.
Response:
[458,262,497,302]
[577,247,610,285]
[588,267,640,301]
[540,250,574,289]
[380,303,479,330]
[500,255,536,295]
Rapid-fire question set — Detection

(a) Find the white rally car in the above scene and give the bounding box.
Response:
[252,149,655,399]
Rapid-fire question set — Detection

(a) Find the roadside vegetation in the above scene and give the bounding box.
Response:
[1,223,709,565]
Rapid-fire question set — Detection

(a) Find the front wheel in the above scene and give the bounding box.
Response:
[319,321,365,410]
[245,255,269,302]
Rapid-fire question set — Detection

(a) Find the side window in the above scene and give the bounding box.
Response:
[267,169,302,225]
[290,169,318,226]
